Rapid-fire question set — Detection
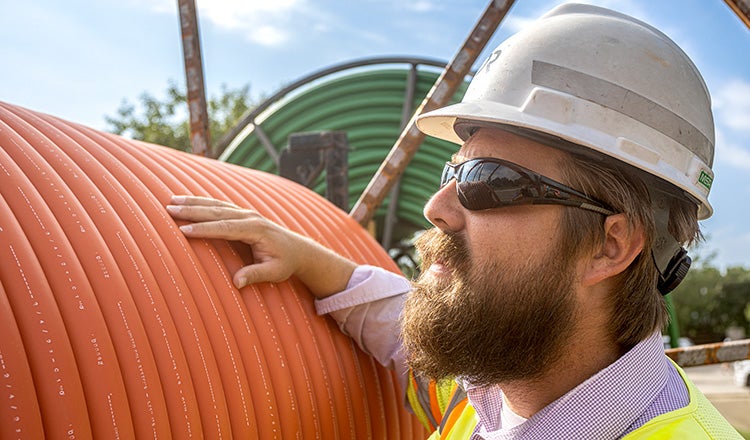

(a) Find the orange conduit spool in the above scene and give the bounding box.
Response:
[0,101,426,439]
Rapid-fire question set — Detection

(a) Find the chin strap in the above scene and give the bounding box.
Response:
[651,190,691,295]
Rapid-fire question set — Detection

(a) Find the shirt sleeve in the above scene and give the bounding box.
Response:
[314,265,455,433]
[313,265,410,384]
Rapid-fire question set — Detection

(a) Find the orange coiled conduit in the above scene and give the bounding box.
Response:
[0,101,426,439]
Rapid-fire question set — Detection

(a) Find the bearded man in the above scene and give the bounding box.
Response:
[167,4,741,439]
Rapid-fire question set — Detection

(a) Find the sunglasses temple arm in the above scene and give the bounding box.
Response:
[534,185,613,216]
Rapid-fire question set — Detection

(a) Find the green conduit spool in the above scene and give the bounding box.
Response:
[219,63,469,246]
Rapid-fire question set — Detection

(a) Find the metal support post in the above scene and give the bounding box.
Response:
[177,0,212,156]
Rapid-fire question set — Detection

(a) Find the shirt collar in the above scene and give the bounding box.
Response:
[467,331,669,439]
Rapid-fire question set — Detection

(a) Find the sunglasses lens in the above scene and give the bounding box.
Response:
[457,180,498,210]
[456,160,532,210]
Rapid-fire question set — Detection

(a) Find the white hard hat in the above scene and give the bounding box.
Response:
[417,3,715,219]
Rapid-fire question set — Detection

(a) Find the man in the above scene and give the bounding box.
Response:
[167,4,741,438]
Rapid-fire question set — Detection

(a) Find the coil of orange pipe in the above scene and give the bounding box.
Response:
[0,101,426,439]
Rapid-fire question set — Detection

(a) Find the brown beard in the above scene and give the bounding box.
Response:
[401,228,579,386]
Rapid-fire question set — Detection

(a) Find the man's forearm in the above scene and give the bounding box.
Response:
[294,235,358,299]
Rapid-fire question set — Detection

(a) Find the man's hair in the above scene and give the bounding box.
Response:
[557,154,702,350]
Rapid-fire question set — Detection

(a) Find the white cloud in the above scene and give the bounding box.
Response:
[129,0,177,15]
[713,79,750,133]
[131,0,305,47]
[712,80,750,171]
[721,143,750,171]
[142,0,174,14]
[247,24,288,46]
[715,133,750,171]
[401,0,437,13]
[504,16,536,33]
[200,0,304,47]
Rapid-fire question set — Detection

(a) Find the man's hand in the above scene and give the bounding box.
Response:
[166,195,356,298]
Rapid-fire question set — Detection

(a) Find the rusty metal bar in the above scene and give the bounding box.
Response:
[349,0,516,226]
[666,338,750,367]
[381,64,419,249]
[724,0,750,29]
[178,0,212,156]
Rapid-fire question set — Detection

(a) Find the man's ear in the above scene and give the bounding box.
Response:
[581,214,645,287]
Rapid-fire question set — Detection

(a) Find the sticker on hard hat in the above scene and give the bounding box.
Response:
[698,170,713,191]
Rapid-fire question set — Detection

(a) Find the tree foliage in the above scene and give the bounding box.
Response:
[105,80,254,155]
[669,260,750,344]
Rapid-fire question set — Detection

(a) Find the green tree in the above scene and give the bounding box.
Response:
[106,80,254,155]
[669,262,750,343]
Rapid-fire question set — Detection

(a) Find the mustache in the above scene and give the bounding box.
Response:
[414,228,470,272]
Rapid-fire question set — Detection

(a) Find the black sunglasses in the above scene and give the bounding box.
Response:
[441,157,615,215]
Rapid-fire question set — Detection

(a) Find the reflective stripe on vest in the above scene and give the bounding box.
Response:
[406,370,459,432]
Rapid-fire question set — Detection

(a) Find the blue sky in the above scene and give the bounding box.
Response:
[2,0,749,269]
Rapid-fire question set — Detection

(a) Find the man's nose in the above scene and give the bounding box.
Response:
[423,180,466,233]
